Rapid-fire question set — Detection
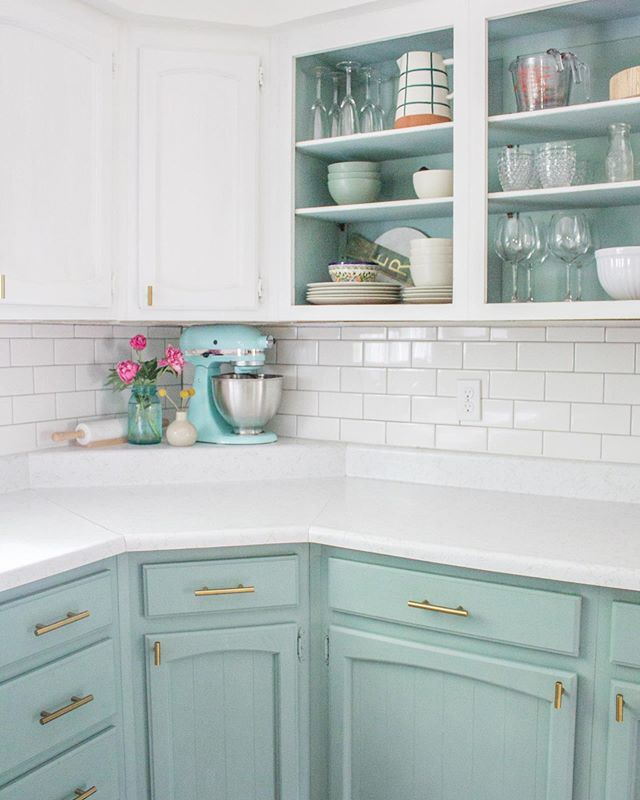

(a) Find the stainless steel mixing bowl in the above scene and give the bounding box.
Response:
[212,373,283,435]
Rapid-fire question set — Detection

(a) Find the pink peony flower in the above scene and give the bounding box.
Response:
[159,344,185,374]
[116,359,140,384]
[129,334,147,351]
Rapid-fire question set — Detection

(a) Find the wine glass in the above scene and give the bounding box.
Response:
[337,61,360,136]
[494,213,536,303]
[549,212,592,302]
[327,71,342,138]
[359,66,377,133]
[523,221,548,302]
[310,66,328,140]
[373,72,386,131]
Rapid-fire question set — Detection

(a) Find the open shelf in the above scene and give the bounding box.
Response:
[296,197,453,223]
[488,180,640,213]
[296,122,453,161]
[488,98,640,148]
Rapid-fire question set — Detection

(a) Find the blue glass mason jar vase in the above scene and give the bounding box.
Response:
[128,385,162,445]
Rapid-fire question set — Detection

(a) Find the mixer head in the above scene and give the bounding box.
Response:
[180,325,274,369]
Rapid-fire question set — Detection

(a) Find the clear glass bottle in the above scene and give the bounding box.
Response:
[605,122,634,182]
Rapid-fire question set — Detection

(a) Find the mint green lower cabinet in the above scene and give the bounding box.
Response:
[605,681,640,799]
[328,625,578,800]
[145,624,300,800]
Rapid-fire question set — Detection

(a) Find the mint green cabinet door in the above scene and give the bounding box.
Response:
[145,624,300,800]
[605,681,640,800]
[329,626,577,800]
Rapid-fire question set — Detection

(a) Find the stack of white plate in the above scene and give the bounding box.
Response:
[401,285,453,304]
[306,282,400,305]
[409,238,453,291]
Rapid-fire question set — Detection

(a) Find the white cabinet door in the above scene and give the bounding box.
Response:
[0,0,113,311]
[138,47,260,313]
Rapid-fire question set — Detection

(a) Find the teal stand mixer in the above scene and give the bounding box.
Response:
[180,325,282,445]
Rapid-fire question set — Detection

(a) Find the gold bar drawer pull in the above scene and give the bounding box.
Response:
[554,681,564,710]
[616,693,624,723]
[40,694,94,725]
[74,788,97,800]
[194,584,255,597]
[34,610,90,636]
[408,599,469,617]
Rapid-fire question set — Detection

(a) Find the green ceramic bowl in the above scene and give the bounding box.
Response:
[328,161,380,174]
[328,176,381,205]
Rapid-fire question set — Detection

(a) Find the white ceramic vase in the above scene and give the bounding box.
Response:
[166,410,197,447]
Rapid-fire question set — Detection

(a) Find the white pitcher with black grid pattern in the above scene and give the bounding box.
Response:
[394,51,453,128]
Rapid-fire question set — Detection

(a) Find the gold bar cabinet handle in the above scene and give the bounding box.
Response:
[146,285,153,306]
[554,681,564,710]
[34,610,90,637]
[74,787,97,800]
[407,599,469,617]
[40,694,94,725]
[153,641,161,667]
[616,693,624,723]
[194,584,255,597]
[0,274,5,300]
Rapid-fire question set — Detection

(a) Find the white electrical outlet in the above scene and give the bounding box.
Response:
[456,379,482,421]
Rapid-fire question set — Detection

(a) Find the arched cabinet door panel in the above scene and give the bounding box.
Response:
[0,0,113,308]
[138,47,260,312]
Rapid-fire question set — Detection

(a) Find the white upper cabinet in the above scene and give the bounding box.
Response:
[0,0,114,316]
[137,46,261,316]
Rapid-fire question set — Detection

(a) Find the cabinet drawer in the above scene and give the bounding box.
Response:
[0,571,113,670]
[328,558,581,655]
[0,640,117,775]
[143,556,299,617]
[0,727,120,800]
[611,601,640,667]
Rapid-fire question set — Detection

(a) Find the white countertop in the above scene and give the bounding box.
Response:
[2,469,640,593]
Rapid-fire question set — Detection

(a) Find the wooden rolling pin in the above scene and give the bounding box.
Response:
[52,417,128,448]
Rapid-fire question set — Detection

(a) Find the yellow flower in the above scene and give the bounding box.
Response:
[179,389,189,399]
[189,387,196,396]
[158,388,167,397]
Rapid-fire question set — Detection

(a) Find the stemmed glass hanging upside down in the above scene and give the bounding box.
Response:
[494,213,536,303]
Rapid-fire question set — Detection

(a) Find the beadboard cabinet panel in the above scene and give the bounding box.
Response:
[138,47,261,313]
[145,624,301,800]
[0,0,113,313]
[605,681,640,800]
[328,625,577,800]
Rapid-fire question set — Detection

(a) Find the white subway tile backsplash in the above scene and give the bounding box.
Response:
[604,374,640,404]
[388,326,436,340]
[438,326,489,341]
[488,428,542,457]
[0,340,9,368]
[340,367,386,394]
[364,394,410,422]
[475,399,513,428]
[633,406,640,436]
[267,414,297,438]
[437,369,489,397]
[412,341,462,368]
[386,421,435,449]
[547,325,604,342]
[296,416,340,441]
[298,326,339,340]
[276,340,318,365]
[543,431,602,461]
[297,366,340,392]
[0,367,34,397]
[387,368,436,396]
[364,341,410,367]
[575,343,635,373]
[545,372,603,403]
[518,342,574,372]
[10,339,53,366]
[435,425,487,452]
[464,342,516,370]
[32,324,74,338]
[95,389,128,416]
[12,394,56,424]
[55,339,94,365]
[56,391,96,420]
[606,327,640,342]
[341,326,386,340]
[0,399,12,426]
[490,326,545,341]
[340,418,386,445]
[412,395,457,425]
[0,423,36,455]
[514,400,571,431]
[490,370,544,401]
[0,324,31,338]
[279,390,318,416]
[602,435,640,464]
[74,325,113,339]
[319,392,362,419]
[33,365,75,394]
[571,403,630,435]
[320,340,363,366]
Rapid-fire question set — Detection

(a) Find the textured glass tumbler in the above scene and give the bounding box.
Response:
[497,146,535,191]
[535,143,576,188]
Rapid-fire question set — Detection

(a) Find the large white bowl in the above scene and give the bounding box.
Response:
[410,261,453,287]
[410,237,453,246]
[412,169,454,199]
[595,247,640,300]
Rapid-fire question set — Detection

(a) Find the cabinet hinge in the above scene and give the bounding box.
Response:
[257,276,263,301]
[258,65,264,88]
[324,633,330,664]
[296,628,304,662]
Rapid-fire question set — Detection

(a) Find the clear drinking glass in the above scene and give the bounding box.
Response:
[606,122,634,182]
[373,72,386,131]
[523,221,548,302]
[359,67,377,133]
[327,71,342,138]
[497,145,535,191]
[494,213,536,303]
[549,212,592,301]
[310,66,328,140]
[535,142,576,188]
[337,61,360,136]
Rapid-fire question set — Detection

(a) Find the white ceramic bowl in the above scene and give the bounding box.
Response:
[412,169,454,199]
[410,261,453,287]
[410,237,453,247]
[328,176,381,205]
[595,247,640,299]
